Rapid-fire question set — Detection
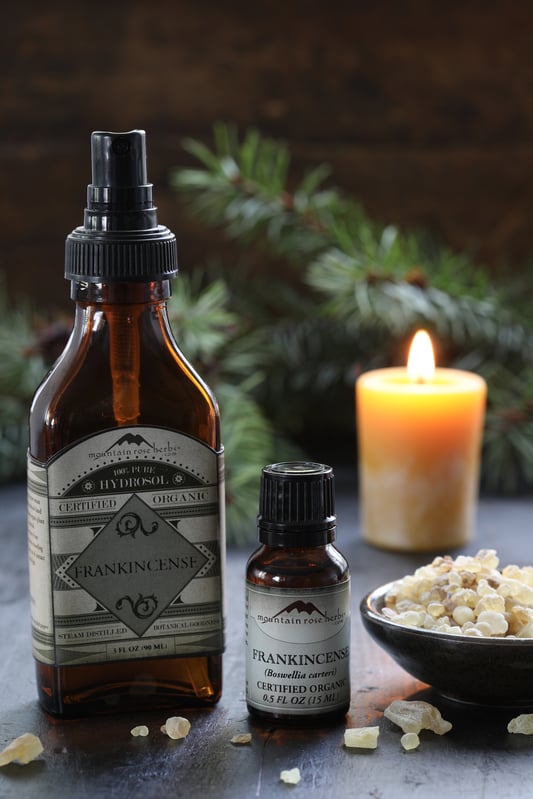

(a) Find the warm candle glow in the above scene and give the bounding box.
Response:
[356,329,487,551]
[407,330,435,383]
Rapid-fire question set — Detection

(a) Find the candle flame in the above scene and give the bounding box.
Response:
[407,330,435,382]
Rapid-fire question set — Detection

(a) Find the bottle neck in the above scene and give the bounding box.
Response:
[68,280,174,427]
[70,280,172,305]
[258,526,335,547]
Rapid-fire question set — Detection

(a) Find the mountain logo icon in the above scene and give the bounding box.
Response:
[273,601,326,619]
[106,434,154,452]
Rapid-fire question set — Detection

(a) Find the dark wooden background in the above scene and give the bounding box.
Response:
[2,0,533,311]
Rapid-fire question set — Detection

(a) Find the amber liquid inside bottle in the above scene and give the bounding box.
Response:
[29,281,223,717]
[246,542,350,725]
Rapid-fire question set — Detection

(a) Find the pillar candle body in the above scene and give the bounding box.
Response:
[356,367,486,552]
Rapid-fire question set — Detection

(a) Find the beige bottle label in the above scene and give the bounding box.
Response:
[245,581,350,715]
[27,427,224,666]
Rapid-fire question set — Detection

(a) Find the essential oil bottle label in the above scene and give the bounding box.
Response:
[27,426,224,666]
[245,581,350,715]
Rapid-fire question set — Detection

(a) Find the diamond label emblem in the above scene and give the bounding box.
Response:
[66,494,208,636]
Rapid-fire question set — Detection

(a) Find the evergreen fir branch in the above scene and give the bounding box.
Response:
[0,285,43,400]
[172,124,531,361]
[172,124,343,262]
[479,363,533,493]
[170,124,533,495]
[166,271,238,368]
[216,383,278,547]
[0,280,46,482]
[173,124,494,302]
[308,248,533,362]
[0,312,46,401]
[167,270,299,544]
[330,221,493,300]
[0,423,28,483]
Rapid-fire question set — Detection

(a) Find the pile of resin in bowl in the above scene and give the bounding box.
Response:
[382,549,533,637]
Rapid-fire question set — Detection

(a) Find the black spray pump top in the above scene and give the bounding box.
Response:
[65,130,178,283]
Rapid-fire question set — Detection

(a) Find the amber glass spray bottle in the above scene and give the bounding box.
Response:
[27,130,225,717]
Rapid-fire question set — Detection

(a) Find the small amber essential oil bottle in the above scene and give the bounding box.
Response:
[27,130,225,717]
[245,462,351,724]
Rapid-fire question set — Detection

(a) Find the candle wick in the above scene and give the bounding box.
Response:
[416,376,426,385]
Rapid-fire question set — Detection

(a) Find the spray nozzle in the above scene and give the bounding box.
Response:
[86,130,156,229]
[65,129,178,282]
[92,130,148,188]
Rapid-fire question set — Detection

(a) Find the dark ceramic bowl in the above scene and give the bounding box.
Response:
[360,582,533,707]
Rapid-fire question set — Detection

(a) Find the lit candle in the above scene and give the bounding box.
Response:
[356,330,486,552]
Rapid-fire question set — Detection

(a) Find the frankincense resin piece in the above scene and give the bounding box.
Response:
[161,717,191,740]
[401,732,420,751]
[130,726,149,737]
[280,768,301,785]
[508,714,533,734]
[384,700,452,735]
[344,726,380,749]
[0,733,44,766]
[230,733,252,745]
